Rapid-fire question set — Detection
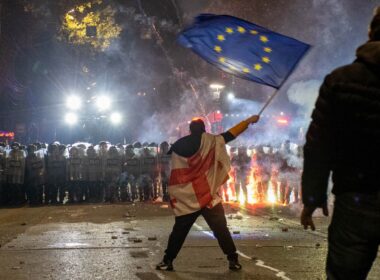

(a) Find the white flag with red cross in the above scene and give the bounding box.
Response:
[168,133,231,216]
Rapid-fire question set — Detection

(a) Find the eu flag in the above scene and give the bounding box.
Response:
[178,14,310,89]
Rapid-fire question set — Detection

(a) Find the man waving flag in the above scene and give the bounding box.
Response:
[178,14,310,89]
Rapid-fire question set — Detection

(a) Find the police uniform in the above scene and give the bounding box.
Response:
[6,146,26,205]
[105,146,122,202]
[25,145,45,205]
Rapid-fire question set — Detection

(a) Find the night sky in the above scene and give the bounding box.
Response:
[0,0,378,144]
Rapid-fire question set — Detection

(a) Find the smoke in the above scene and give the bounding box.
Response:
[136,79,212,143]
[287,80,321,116]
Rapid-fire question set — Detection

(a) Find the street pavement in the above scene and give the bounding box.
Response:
[0,202,379,280]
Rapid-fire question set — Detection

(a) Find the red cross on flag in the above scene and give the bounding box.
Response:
[168,133,231,216]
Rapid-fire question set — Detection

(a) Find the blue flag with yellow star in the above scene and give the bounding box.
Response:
[178,14,310,89]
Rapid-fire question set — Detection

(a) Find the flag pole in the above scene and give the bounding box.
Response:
[257,88,280,116]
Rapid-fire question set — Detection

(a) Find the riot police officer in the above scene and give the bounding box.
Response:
[124,144,141,201]
[98,141,109,202]
[139,145,157,201]
[67,146,84,202]
[105,146,122,203]
[25,144,45,206]
[47,144,68,204]
[5,143,26,205]
[158,141,171,202]
[231,146,251,202]
[84,146,102,202]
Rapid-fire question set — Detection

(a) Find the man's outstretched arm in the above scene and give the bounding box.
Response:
[221,115,260,143]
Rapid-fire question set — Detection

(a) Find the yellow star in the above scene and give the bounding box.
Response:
[217,34,225,41]
[260,35,269,43]
[237,26,246,33]
[254,63,262,71]
[250,30,258,35]
[264,47,272,53]
[226,27,234,34]
[242,67,250,73]
[262,57,271,63]
[218,57,226,63]
[214,46,222,53]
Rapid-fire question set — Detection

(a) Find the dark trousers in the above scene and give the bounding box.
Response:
[164,203,237,261]
[327,192,380,280]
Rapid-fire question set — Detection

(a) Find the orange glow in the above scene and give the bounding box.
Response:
[277,118,288,125]
[0,131,15,139]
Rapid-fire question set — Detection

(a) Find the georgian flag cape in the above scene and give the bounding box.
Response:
[168,133,231,216]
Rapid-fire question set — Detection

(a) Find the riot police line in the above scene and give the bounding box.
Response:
[0,141,171,206]
[225,140,303,205]
[0,139,302,207]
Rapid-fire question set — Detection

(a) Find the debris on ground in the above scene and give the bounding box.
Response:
[285,246,293,250]
[315,243,321,248]
[11,266,21,270]
[148,236,157,241]
[20,222,27,226]
[111,236,118,240]
[123,212,135,218]
[281,227,289,232]
[232,230,240,234]
[128,237,142,243]
[228,213,243,220]
[269,217,279,221]
[122,231,130,234]
[160,205,169,209]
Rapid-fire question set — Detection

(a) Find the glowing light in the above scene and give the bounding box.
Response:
[267,181,277,203]
[65,113,78,125]
[277,118,289,125]
[227,93,235,100]
[210,84,225,90]
[66,95,82,110]
[96,95,111,111]
[110,112,122,124]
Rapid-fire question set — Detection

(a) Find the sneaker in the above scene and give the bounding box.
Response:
[156,260,174,271]
[229,259,242,270]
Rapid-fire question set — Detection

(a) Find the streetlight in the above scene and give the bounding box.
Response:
[96,95,111,111]
[209,84,225,90]
[65,112,78,125]
[110,112,122,124]
[66,95,82,110]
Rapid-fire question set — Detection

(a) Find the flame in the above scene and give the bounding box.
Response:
[267,180,277,203]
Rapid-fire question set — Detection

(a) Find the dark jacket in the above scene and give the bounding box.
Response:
[302,41,380,207]
[169,132,235,158]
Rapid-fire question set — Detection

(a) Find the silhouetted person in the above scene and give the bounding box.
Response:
[301,7,380,280]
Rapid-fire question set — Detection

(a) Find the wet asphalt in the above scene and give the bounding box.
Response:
[0,202,379,280]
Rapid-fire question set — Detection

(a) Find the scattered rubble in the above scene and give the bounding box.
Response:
[123,212,135,218]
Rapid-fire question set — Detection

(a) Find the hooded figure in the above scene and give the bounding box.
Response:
[301,7,380,279]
